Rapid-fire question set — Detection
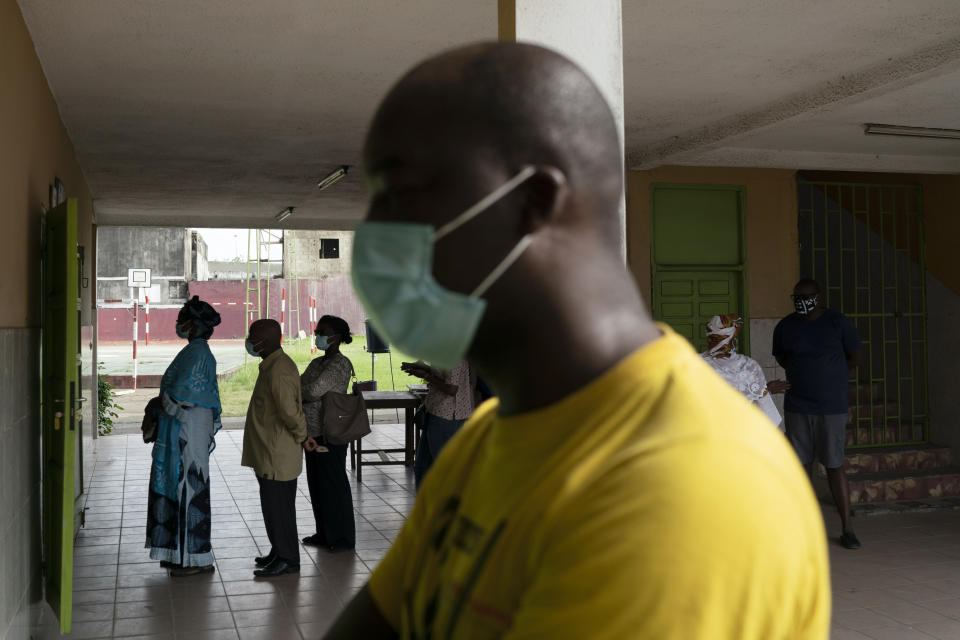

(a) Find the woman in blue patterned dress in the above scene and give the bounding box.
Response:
[145,296,223,576]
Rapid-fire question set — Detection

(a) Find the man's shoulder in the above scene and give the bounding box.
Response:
[773,314,802,341]
[269,350,300,374]
[823,308,855,325]
[775,313,801,329]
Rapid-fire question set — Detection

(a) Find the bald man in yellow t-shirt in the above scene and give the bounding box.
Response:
[327,42,829,639]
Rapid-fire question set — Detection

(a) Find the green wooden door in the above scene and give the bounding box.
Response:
[651,185,748,353]
[42,198,79,634]
[652,271,741,354]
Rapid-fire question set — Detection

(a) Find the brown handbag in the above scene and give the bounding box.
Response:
[320,363,372,445]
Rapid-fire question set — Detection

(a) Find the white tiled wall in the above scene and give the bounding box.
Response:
[750,318,786,418]
[0,328,42,640]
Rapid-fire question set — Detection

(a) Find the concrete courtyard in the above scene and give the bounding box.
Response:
[97,340,248,378]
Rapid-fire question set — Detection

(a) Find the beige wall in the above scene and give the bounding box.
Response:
[1,0,95,329]
[1,1,95,637]
[921,175,960,296]
[628,167,960,452]
[626,166,799,319]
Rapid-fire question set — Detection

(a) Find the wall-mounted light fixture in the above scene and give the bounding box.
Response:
[864,123,960,140]
[275,206,294,222]
[317,165,349,191]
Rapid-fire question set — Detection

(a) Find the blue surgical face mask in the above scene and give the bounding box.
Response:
[351,167,536,369]
[315,335,330,351]
[245,339,262,357]
[175,323,190,339]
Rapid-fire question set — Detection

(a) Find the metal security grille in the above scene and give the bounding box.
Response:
[797,180,928,448]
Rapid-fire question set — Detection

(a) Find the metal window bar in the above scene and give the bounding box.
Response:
[797,180,928,449]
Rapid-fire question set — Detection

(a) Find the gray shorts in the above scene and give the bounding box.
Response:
[784,412,848,469]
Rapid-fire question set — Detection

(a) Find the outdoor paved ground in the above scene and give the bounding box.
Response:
[31,428,960,639]
[98,340,248,377]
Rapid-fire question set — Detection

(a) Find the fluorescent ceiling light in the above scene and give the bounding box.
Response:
[318,165,349,191]
[864,123,960,140]
[275,206,294,222]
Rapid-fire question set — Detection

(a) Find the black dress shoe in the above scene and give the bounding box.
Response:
[253,557,300,577]
[840,530,862,550]
[301,533,327,547]
[254,552,277,568]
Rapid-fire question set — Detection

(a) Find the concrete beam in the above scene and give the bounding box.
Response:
[628,35,960,170]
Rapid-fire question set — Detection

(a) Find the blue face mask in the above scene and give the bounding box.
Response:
[315,335,330,351]
[245,339,262,357]
[351,167,536,369]
[175,323,190,339]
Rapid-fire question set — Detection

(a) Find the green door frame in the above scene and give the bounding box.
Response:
[41,198,79,634]
[650,183,750,354]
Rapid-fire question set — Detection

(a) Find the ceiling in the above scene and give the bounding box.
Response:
[17,0,960,228]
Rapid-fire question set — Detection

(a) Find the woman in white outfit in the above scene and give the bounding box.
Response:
[700,313,789,429]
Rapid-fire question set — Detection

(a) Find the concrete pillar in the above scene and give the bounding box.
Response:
[499,0,626,260]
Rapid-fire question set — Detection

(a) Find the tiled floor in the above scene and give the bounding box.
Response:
[39,427,413,640]
[825,507,960,639]
[34,430,960,639]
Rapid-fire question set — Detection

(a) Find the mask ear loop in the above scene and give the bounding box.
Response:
[434,166,537,241]
[470,235,534,298]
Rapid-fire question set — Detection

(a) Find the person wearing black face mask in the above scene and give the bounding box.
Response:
[773,278,863,549]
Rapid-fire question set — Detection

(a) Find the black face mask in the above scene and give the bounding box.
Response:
[794,295,818,315]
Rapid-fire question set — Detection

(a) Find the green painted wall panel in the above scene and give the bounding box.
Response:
[652,188,743,266]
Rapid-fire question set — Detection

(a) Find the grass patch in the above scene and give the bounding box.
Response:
[218,335,420,417]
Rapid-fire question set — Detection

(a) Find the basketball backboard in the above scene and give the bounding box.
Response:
[127,268,152,288]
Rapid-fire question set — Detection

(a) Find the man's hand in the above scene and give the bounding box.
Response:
[303,437,318,452]
[766,380,791,394]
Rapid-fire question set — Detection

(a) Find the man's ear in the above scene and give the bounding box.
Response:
[521,165,567,235]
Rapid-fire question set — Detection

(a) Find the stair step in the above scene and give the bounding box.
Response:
[848,381,885,405]
[847,403,907,422]
[847,467,960,504]
[846,423,925,447]
[844,445,953,475]
[852,497,960,517]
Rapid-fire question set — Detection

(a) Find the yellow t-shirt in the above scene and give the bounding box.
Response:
[369,328,829,639]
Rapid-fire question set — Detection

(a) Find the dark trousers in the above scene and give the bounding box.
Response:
[414,413,465,490]
[257,477,299,565]
[305,444,355,549]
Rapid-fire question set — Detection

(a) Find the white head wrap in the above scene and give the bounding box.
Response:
[705,315,741,356]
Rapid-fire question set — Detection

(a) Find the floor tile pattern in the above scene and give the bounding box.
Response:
[33,431,960,639]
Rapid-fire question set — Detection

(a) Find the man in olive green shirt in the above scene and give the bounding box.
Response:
[241,319,311,577]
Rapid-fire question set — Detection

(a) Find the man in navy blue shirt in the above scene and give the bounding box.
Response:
[774,278,862,549]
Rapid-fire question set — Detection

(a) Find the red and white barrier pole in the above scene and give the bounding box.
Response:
[144,295,150,345]
[280,287,286,336]
[132,295,139,391]
[309,297,315,353]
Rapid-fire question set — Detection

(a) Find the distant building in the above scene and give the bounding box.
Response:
[96,227,208,304]
[207,260,281,280]
[283,230,353,279]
